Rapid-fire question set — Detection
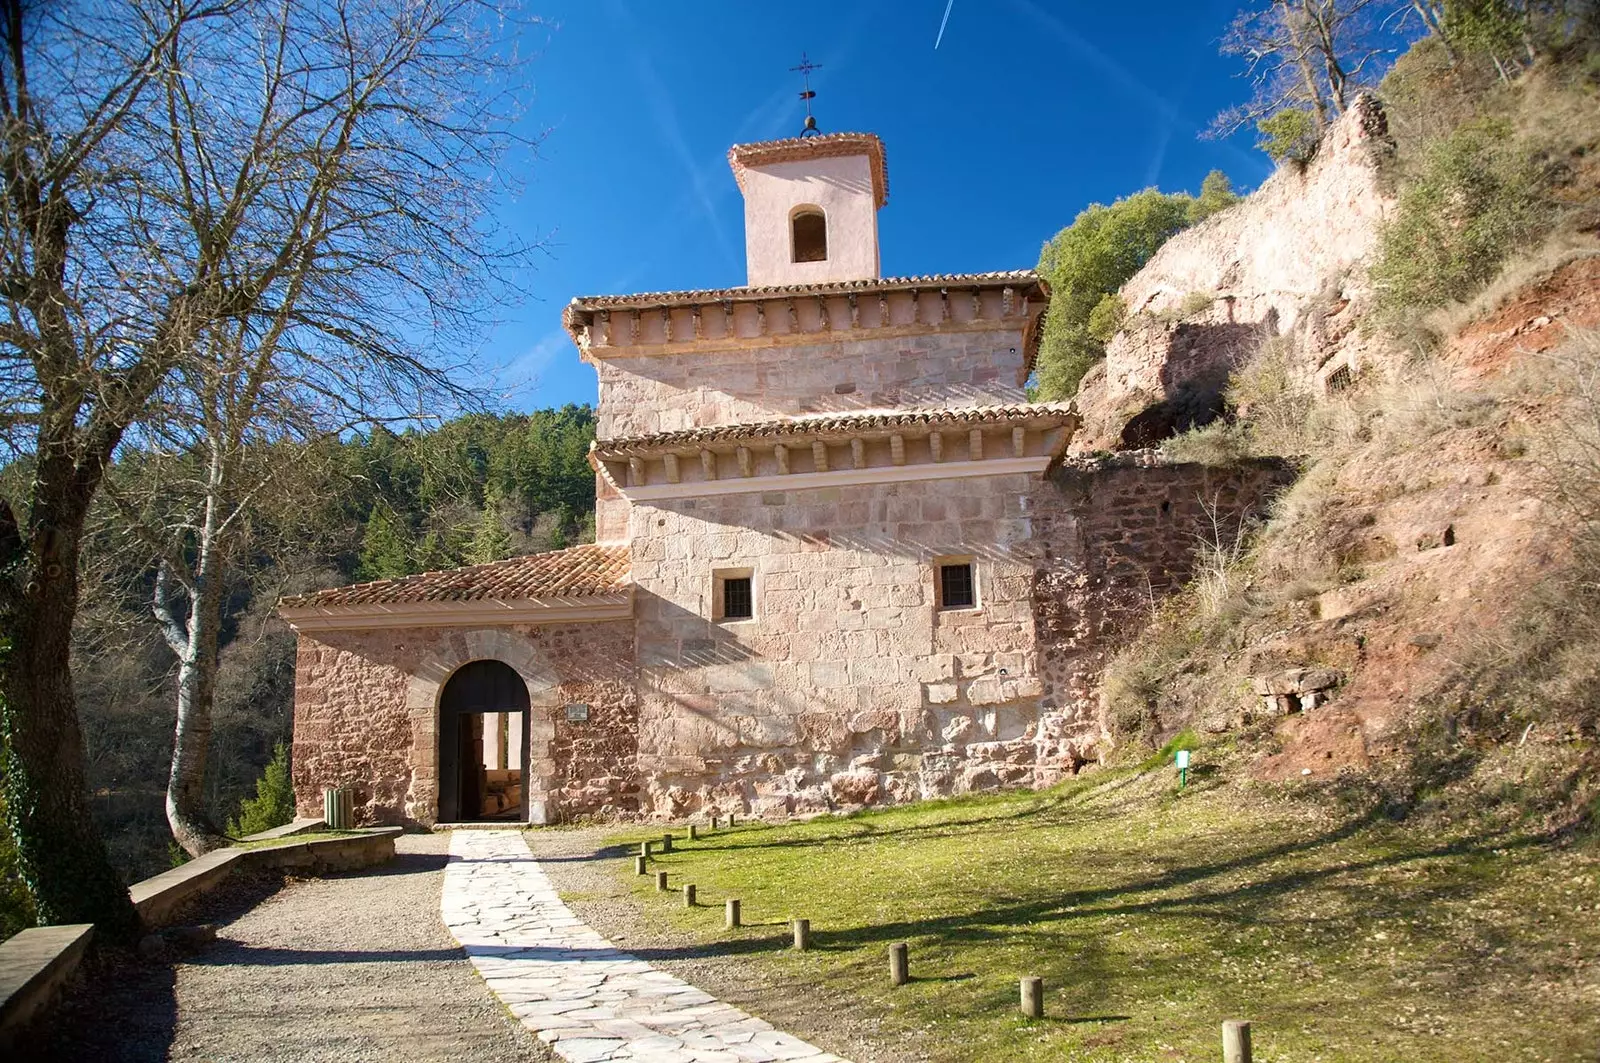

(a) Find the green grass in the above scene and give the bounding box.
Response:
[594,770,1599,1062]
[231,829,366,850]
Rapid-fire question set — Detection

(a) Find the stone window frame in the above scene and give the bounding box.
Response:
[933,555,980,612]
[711,566,757,623]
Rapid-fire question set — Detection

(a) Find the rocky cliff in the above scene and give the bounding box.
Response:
[1073,94,1397,453]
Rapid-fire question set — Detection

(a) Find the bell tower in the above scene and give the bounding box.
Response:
[728,133,886,288]
[727,63,886,288]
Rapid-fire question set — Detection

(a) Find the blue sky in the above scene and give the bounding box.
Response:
[484,0,1283,412]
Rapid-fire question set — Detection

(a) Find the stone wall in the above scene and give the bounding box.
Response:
[592,293,1029,439]
[291,620,637,826]
[1028,452,1298,748]
[1073,94,1396,452]
[627,471,1046,817]
[622,455,1292,817]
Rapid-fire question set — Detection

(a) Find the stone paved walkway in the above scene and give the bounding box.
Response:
[441,830,850,1063]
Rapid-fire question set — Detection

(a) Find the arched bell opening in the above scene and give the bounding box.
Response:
[436,659,531,823]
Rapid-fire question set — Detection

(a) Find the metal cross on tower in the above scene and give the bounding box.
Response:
[790,52,822,136]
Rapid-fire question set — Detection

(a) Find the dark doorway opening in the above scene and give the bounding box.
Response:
[437,659,530,823]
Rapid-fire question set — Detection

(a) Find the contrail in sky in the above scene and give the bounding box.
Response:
[934,0,954,48]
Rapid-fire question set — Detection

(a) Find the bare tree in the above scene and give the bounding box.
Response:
[1212,0,1401,142]
[0,0,528,926]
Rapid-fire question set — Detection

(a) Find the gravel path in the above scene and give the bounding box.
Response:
[38,833,552,1063]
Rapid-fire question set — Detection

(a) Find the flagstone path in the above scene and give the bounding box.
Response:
[441,830,850,1063]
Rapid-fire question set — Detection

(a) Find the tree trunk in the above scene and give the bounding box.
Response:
[158,526,229,856]
[0,467,139,936]
[165,642,225,855]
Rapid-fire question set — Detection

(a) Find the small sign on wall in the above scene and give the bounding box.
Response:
[564,702,591,722]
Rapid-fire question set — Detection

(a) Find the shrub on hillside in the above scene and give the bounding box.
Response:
[1371,119,1553,323]
[1257,108,1320,164]
[1034,175,1239,401]
[227,741,295,837]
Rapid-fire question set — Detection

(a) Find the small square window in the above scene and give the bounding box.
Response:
[938,562,975,610]
[722,576,753,620]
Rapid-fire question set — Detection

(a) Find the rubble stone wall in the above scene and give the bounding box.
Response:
[291,620,637,826]
[1028,453,1298,749]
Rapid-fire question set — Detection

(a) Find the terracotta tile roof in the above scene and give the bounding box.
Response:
[562,270,1045,318]
[592,402,1078,457]
[280,544,629,609]
[728,132,888,207]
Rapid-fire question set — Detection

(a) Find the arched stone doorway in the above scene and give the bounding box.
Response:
[437,659,531,823]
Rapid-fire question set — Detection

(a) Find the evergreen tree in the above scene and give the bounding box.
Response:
[469,487,514,565]
[357,503,414,581]
[227,742,296,837]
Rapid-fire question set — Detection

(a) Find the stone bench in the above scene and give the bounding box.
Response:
[1,826,403,1048]
[0,924,94,1053]
[133,827,402,928]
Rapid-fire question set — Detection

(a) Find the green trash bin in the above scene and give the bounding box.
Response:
[323,786,354,829]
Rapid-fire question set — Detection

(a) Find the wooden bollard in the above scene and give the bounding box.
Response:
[1223,1020,1252,1063]
[728,812,737,827]
[640,840,652,858]
[683,883,696,907]
[655,870,669,892]
[792,918,810,951]
[725,899,741,929]
[634,855,647,875]
[889,942,909,986]
[710,814,720,829]
[688,824,699,841]
[1020,977,1043,1019]
[661,834,673,853]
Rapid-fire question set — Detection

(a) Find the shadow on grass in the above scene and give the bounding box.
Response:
[605,807,1549,1006]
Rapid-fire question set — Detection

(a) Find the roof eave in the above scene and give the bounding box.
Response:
[279,589,634,632]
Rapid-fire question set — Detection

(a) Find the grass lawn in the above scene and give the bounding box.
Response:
[595,769,1599,1062]
[231,829,367,850]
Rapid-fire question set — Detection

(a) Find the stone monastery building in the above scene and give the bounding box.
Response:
[281,129,1285,826]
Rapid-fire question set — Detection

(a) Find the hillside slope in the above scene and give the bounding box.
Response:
[1074,58,1600,830]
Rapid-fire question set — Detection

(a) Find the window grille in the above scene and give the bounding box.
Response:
[722,576,754,620]
[939,563,975,610]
